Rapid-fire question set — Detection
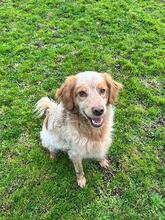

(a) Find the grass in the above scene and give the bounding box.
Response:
[0,0,165,219]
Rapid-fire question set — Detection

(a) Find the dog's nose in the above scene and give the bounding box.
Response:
[92,106,104,116]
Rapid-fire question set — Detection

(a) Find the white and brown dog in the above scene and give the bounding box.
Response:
[35,71,122,188]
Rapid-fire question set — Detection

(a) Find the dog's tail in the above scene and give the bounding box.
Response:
[35,97,57,117]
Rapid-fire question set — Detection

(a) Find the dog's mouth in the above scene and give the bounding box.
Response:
[83,112,103,128]
[90,117,103,127]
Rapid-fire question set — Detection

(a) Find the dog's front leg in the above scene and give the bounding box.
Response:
[70,157,86,188]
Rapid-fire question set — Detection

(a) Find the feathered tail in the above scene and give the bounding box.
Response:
[34,97,57,117]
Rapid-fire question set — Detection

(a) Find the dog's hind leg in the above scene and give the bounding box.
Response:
[50,151,56,160]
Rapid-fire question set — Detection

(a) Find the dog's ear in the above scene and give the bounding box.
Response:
[56,75,76,111]
[103,73,123,105]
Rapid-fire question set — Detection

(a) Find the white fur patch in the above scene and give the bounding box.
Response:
[76,71,104,87]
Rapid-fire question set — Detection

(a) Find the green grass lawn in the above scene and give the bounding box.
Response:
[0,0,165,219]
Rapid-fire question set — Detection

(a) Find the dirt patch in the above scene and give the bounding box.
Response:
[141,77,162,90]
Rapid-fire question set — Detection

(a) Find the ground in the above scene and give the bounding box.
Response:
[0,0,165,219]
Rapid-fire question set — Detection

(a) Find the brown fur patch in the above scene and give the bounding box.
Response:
[44,116,49,130]
[96,81,109,100]
[103,73,123,104]
[56,75,77,110]
[75,85,88,95]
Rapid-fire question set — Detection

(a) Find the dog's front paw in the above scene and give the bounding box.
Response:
[99,159,109,169]
[77,176,86,188]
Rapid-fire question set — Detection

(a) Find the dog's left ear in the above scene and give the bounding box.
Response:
[103,73,123,105]
[56,75,76,111]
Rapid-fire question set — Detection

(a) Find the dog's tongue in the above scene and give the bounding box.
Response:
[91,117,103,126]
[93,118,101,123]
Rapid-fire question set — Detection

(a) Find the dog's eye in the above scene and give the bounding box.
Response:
[100,89,106,94]
[78,91,87,97]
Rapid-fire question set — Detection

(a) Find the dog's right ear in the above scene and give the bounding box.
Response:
[56,76,76,111]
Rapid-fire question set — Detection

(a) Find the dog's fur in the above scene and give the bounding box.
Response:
[35,71,122,187]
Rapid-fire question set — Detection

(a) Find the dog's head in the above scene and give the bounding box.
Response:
[56,71,123,128]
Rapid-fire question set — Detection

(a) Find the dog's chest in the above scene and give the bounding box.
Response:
[60,125,110,159]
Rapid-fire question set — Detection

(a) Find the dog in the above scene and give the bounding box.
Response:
[35,71,122,188]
